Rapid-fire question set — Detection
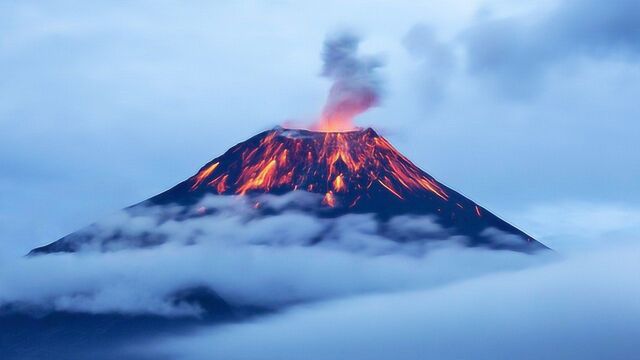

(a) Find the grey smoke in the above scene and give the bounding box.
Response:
[320,31,384,124]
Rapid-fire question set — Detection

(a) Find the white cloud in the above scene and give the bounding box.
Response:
[0,241,546,316]
[7,198,640,323]
[145,242,640,360]
[0,196,549,316]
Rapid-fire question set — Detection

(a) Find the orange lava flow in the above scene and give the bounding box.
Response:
[191,162,219,190]
[237,159,277,195]
[333,174,346,193]
[189,128,450,208]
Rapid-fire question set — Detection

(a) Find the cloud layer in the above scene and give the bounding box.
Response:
[146,242,640,360]
[1,194,548,316]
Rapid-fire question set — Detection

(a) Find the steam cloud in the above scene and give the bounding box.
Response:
[317,32,383,130]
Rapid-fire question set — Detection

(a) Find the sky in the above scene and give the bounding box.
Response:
[1,1,639,358]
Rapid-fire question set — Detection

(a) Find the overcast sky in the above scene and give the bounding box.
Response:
[1,0,639,255]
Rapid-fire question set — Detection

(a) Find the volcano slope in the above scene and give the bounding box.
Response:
[29,127,547,255]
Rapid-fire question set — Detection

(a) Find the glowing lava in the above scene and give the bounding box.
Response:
[188,127,449,208]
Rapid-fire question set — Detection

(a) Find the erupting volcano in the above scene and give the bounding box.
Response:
[28,32,546,255]
[30,126,546,255]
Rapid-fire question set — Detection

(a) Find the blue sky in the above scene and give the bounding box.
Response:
[1,0,639,255]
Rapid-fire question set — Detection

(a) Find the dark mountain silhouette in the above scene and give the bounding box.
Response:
[30,127,546,254]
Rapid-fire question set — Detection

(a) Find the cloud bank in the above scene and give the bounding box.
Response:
[146,242,640,360]
[1,194,548,317]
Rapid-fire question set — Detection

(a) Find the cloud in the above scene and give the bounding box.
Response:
[1,201,638,359]
[402,23,456,105]
[145,242,640,360]
[459,0,640,97]
[0,195,549,317]
[0,240,545,317]
[30,193,536,255]
[480,227,531,250]
[512,202,640,252]
[7,199,637,320]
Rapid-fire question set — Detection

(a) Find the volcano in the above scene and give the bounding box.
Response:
[30,127,546,255]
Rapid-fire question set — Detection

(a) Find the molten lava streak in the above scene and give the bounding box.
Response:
[189,127,450,209]
[190,162,219,190]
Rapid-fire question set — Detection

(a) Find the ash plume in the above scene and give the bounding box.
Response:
[317,32,384,131]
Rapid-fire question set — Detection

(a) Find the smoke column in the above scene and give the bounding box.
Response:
[315,32,383,131]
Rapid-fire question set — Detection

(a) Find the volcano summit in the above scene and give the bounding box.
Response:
[30,127,546,255]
